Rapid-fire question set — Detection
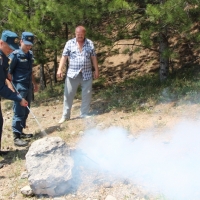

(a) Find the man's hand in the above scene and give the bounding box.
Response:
[93,70,99,79]
[57,56,68,78]
[91,56,99,79]
[20,98,28,107]
[57,68,63,78]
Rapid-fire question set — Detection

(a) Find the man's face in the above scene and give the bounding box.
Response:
[20,40,32,53]
[75,28,85,43]
[0,41,13,56]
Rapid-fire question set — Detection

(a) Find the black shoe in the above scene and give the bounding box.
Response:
[0,163,4,169]
[14,138,28,147]
[21,133,33,139]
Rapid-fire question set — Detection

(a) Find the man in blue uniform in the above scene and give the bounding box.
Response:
[0,30,28,155]
[7,32,37,147]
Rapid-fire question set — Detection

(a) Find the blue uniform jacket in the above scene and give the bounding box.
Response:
[8,48,34,87]
[0,50,22,102]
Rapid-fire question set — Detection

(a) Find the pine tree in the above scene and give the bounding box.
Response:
[140,0,200,81]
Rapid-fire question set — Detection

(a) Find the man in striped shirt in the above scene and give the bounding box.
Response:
[57,26,99,123]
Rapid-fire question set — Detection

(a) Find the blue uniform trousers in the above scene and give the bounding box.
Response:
[12,84,32,134]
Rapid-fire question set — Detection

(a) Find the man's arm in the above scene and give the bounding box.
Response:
[57,56,68,78]
[0,76,27,105]
[5,79,15,92]
[8,53,17,75]
[91,56,99,79]
[7,53,17,82]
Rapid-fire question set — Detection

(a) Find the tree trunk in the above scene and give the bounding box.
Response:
[159,30,169,81]
[40,63,46,90]
[159,0,169,81]
[53,49,57,83]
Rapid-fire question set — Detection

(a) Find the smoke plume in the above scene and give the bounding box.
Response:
[76,120,200,200]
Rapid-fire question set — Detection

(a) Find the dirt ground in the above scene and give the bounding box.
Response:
[1,94,200,200]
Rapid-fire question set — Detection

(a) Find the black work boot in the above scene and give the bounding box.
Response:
[13,132,28,147]
[21,133,33,139]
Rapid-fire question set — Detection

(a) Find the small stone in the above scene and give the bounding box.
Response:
[104,182,112,188]
[9,192,17,199]
[71,131,76,135]
[20,185,33,196]
[20,171,29,179]
[79,131,84,136]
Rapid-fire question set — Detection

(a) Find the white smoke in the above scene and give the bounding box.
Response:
[77,121,200,200]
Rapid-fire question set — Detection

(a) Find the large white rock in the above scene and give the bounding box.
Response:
[26,136,74,197]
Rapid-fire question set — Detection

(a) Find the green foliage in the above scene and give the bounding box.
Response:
[0,0,200,83]
[107,0,130,12]
[35,83,64,101]
[140,30,153,47]
[90,65,200,112]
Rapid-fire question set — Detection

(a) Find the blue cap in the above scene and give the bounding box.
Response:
[1,30,19,50]
[21,32,34,45]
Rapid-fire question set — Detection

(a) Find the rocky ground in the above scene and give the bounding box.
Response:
[1,94,200,200]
